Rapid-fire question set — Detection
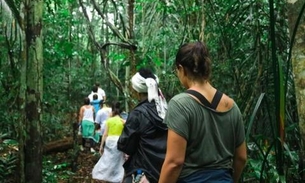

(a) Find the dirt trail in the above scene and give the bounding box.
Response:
[56,149,105,183]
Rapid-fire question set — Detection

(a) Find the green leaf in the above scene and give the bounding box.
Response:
[3,139,18,145]
[246,93,265,141]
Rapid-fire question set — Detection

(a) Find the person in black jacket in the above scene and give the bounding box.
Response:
[118,68,168,183]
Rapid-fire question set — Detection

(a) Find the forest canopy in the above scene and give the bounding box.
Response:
[1,0,305,182]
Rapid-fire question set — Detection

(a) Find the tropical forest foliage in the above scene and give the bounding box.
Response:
[0,0,304,182]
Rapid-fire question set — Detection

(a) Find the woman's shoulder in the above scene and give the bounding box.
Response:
[82,105,92,109]
[129,102,155,120]
[172,92,189,99]
[216,93,234,112]
[134,100,152,110]
[106,116,119,123]
[169,92,191,103]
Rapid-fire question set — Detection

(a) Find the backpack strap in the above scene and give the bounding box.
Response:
[185,90,213,108]
[211,90,223,109]
[185,90,223,110]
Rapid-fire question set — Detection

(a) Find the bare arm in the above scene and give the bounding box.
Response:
[92,106,95,121]
[159,129,187,183]
[233,141,247,183]
[100,124,108,154]
[103,95,106,102]
[78,106,84,124]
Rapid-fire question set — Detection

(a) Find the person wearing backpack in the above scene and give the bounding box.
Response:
[118,68,168,183]
[159,42,247,183]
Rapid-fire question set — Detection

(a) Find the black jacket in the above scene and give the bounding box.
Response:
[117,99,168,183]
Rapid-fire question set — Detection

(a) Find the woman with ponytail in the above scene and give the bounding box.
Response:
[159,42,247,183]
[92,101,125,183]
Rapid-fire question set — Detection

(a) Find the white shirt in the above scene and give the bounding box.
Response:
[95,107,112,134]
[97,87,106,97]
[88,92,103,101]
[82,107,94,122]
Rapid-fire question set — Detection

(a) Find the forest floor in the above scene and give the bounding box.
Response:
[50,148,105,183]
[3,128,108,183]
[51,124,107,183]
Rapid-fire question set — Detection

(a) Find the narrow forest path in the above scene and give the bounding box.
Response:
[71,151,100,182]
[54,149,105,183]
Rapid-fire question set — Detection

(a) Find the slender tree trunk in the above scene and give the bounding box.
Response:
[18,1,27,182]
[127,0,137,108]
[199,0,205,41]
[287,0,305,151]
[128,0,135,75]
[22,0,44,182]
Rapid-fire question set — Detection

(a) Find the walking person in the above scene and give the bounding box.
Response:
[95,82,106,102]
[90,94,101,115]
[95,101,112,136]
[88,85,103,102]
[92,101,125,183]
[118,68,168,183]
[159,41,247,183]
[78,97,96,153]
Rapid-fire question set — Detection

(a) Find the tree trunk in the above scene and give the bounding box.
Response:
[127,0,137,109]
[23,0,44,182]
[287,0,305,150]
[43,136,82,154]
[199,0,205,41]
[18,1,27,182]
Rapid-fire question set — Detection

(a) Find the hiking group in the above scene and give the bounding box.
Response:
[78,41,247,183]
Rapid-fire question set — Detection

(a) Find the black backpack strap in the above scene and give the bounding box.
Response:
[185,90,223,110]
[185,90,213,108]
[211,90,223,110]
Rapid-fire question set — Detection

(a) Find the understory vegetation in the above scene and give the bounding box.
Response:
[0,0,304,182]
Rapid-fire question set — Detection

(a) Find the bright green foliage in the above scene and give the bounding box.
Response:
[0,133,18,181]
[0,0,303,182]
[42,158,73,183]
[0,153,17,180]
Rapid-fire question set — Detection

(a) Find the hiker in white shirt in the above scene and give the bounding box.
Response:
[88,85,103,102]
[95,82,106,101]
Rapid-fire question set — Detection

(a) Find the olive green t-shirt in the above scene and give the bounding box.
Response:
[164,93,245,178]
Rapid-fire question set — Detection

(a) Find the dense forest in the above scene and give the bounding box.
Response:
[1,0,305,182]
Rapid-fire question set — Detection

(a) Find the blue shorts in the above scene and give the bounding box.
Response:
[177,169,233,183]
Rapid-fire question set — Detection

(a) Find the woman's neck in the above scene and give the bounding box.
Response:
[188,81,216,94]
[188,80,211,89]
[139,93,148,101]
